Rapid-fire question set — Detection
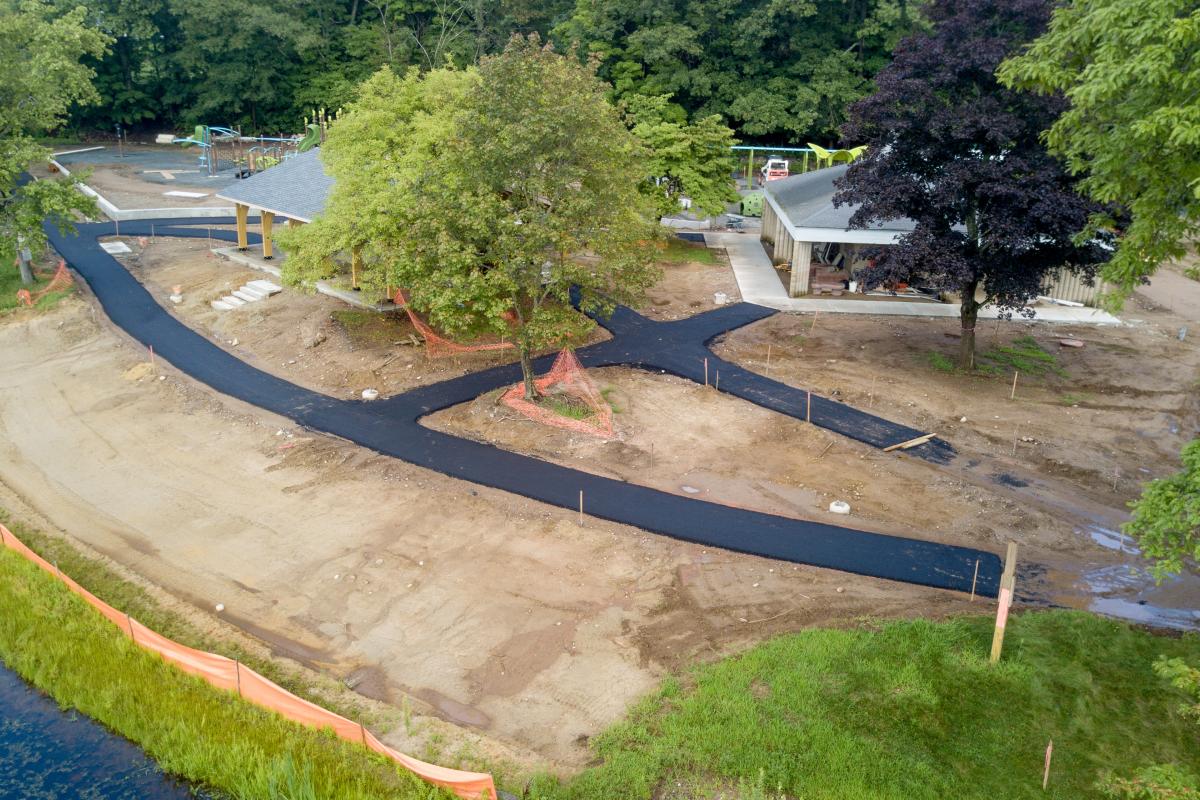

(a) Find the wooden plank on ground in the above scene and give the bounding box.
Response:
[883,433,935,452]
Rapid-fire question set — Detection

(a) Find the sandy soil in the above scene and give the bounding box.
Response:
[639,251,742,320]
[0,293,977,770]
[3,230,1197,772]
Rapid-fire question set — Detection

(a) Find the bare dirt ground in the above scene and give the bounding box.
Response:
[0,257,977,773]
[3,232,1197,774]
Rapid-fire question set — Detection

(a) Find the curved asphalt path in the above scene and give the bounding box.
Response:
[45,217,1001,596]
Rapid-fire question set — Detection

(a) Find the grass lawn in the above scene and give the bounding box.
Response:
[533,613,1200,799]
[659,237,718,265]
[0,263,74,314]
[0,539,451,800]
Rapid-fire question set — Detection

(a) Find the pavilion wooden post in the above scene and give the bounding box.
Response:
[261,211,274,259]
[287,218,300,229]
[351,245,362,289]
[989,542,1018,664]
[235,203,249,251]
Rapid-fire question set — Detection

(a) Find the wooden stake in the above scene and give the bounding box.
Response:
[704,358,709,387]
[578,490,583,526]
[810,310,819,334]
[766,344,772,376]
[235,661,242,696]
[1010,370,1019,400]
[806,390,812,422]
[126,613,137,643]
[149,345,155,373]
[360,722,367,745]
[1012,427,1019,456]
[715,371,719,392]
[970,559,979,602]
[990,542,1018,664]
[1043,739,1053,790]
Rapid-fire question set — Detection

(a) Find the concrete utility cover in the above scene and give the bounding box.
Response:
[164,190,208,198]
[99,241,132,254]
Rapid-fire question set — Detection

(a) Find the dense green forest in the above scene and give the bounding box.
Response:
[58,0,923,143]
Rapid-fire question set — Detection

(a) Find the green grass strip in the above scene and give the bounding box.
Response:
[533,613,1200,799]
[0,544,451,800]
[0,514,369,725]
[659,238,718,265]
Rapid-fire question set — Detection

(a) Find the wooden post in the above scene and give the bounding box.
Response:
[126,613,137,643]
[287,218,300,229]
[235,203,249,250]
[149,345,155,373]
[970,559,980,602]
[806,390,812,423]
[1042,739,1053,790]
[235,661,242,696]
[261,211,274,259]
[715,371,719,391]
[360,722,367,745]
[990,542,1018,664]
[766,343,772,375]
[1010,370,1019,400]
[351,245,362,289]
[704,358,709,387]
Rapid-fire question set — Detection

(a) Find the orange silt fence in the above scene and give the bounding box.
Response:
[0,523,498,800]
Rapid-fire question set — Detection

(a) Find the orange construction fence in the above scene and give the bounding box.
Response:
[0,523,497,800]
[393,289,515,359]
[16,260,74,307]
[501,349,614,438]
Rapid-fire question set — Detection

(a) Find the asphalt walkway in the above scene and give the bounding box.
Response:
[45,218,1002,595]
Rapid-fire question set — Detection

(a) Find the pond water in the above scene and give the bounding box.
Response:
[0,660,207,799]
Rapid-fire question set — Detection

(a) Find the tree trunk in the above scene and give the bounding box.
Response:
[959,279,979,370]
[17,247,33,285]
[519,345,538,401]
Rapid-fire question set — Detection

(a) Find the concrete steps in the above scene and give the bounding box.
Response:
[210,279,283,311]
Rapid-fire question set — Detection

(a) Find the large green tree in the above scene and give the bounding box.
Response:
[998,0,1200,299]
[1,1,109,284]
[400,36,659,398]
[278,64,476,295]
[623,93,738,219]
[287,37,660,399]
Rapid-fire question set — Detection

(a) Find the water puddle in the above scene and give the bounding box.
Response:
[1072,525,1200,631]
[0,660,208,798]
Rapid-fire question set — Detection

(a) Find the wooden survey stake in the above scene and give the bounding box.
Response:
[990,541,1018,663]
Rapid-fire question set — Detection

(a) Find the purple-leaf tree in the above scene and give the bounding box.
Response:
[834,0,1110,369]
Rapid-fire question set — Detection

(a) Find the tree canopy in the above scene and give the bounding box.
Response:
[1,2,109,281]
[623,93,739,219]
[282,37,660,398]
[835,0,1108,369]
[998,0,1200,300]
[44,0,923,143]
[1123,438,1200,583]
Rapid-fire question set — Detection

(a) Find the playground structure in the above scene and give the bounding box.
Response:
[168,109,332,178]
[733,144,867,189]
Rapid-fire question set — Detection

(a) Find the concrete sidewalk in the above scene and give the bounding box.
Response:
[705,231,1122,325]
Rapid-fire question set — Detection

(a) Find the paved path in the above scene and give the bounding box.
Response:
[46,218,1002,595]
[705,232,1122,324]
